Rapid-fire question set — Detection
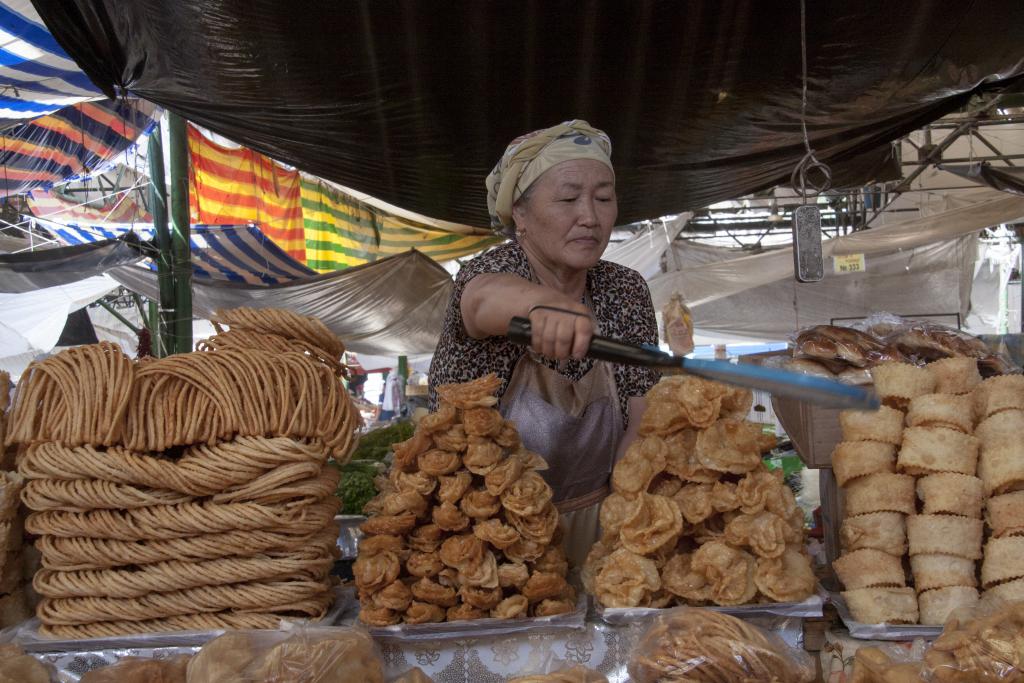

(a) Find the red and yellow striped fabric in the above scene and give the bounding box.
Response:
[187,126,306,263]
[0,99,158,198]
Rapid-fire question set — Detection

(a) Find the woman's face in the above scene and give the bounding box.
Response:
[512,159,617,272]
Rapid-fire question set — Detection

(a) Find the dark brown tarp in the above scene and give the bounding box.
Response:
[32,1,1024,226]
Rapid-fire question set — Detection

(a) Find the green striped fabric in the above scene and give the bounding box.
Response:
[301,176,499,271]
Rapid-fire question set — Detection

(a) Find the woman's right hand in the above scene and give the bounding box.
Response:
[527,301,595,360]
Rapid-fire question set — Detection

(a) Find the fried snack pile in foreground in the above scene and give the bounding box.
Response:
[923,600,1024,682]
[628,607,815,683]
[849,646,925,683]
[186,627,384,683]
[7,307,357,638]
[59,627,386,682]
[0,643,53,683]
[355,374,575,626]
[79,655,190,683]
[584,376,813,609]
[391,668,433,683]
[509,666,608,683]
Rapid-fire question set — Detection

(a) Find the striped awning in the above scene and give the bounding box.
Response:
[0,0,103,124]
[188,125,306,263]
[187,123,497,271]
[39,221,315,285]
[0,98,158,196]
[301,174,499,271]
[27,186,150,224]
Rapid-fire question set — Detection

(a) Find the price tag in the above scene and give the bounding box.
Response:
[833,253,866,275]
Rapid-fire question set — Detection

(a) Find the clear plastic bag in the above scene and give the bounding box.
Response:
[508,664,608,682]
[850,312,913,340]
[389,668,433,683]
[889,321,1020,375]
[790,324,905,371]
[79,655,191,682]
[596,590,825,626]
[662,293,694,357]
[626,606,815,682]
[0,642,55,683]
[853,312,1021,375]
[922,599,1024,682]
[849,641,928,682]
[186,625,384,683]
[496,647,608,682]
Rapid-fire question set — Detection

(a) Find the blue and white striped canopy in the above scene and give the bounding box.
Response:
[0,0,101,123]
[40,221,316,285]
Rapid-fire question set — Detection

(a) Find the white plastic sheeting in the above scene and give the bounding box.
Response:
[110,249,454,357]
[0,274,120,378]
[966,241,1020,334]
[603,214,690,279]
[649,189,1024,310]
[87,304,143,357]
[670,236,977,343]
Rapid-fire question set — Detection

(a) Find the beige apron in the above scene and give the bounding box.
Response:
[498,348,623,568]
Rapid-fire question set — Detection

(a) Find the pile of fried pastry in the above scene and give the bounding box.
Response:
[584,376,814,609]
[834,357,1024,625]
[355,375,575,626]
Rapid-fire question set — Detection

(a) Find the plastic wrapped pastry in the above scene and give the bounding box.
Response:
[628,606,814,682]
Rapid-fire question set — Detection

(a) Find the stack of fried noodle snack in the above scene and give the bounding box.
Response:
[6,308,359,638]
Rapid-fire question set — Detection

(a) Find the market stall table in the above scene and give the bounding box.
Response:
[20,603,811,683]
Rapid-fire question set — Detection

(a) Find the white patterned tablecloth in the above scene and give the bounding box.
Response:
[376,621,646,683]
[30,607,804,682]
[370,610,805,682]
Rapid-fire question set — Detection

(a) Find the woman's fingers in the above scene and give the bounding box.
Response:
[540,315,564,358]
[527,307,594,360]
[530,314,547,354]
[571,316,593,359]
[552,317,574,359]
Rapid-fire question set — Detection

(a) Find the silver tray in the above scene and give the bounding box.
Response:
[596,588,825,626]
[831,592,942,641]
[367,589,588,642]
[16,587,354,653]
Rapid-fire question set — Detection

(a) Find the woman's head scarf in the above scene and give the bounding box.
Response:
[486,120,613,231]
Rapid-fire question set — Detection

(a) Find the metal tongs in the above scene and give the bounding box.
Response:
[508,317,879,410]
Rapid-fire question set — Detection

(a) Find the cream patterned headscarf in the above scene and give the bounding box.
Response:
[485,120,613,231]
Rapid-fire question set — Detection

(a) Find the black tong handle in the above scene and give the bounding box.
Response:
[507,316,671,367]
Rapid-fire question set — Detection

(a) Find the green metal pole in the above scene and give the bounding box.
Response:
[167,112,193,354]
[130,292,146,321]
[147,123,175,356]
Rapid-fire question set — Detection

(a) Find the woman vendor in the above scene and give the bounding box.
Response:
[428,120,661,562]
